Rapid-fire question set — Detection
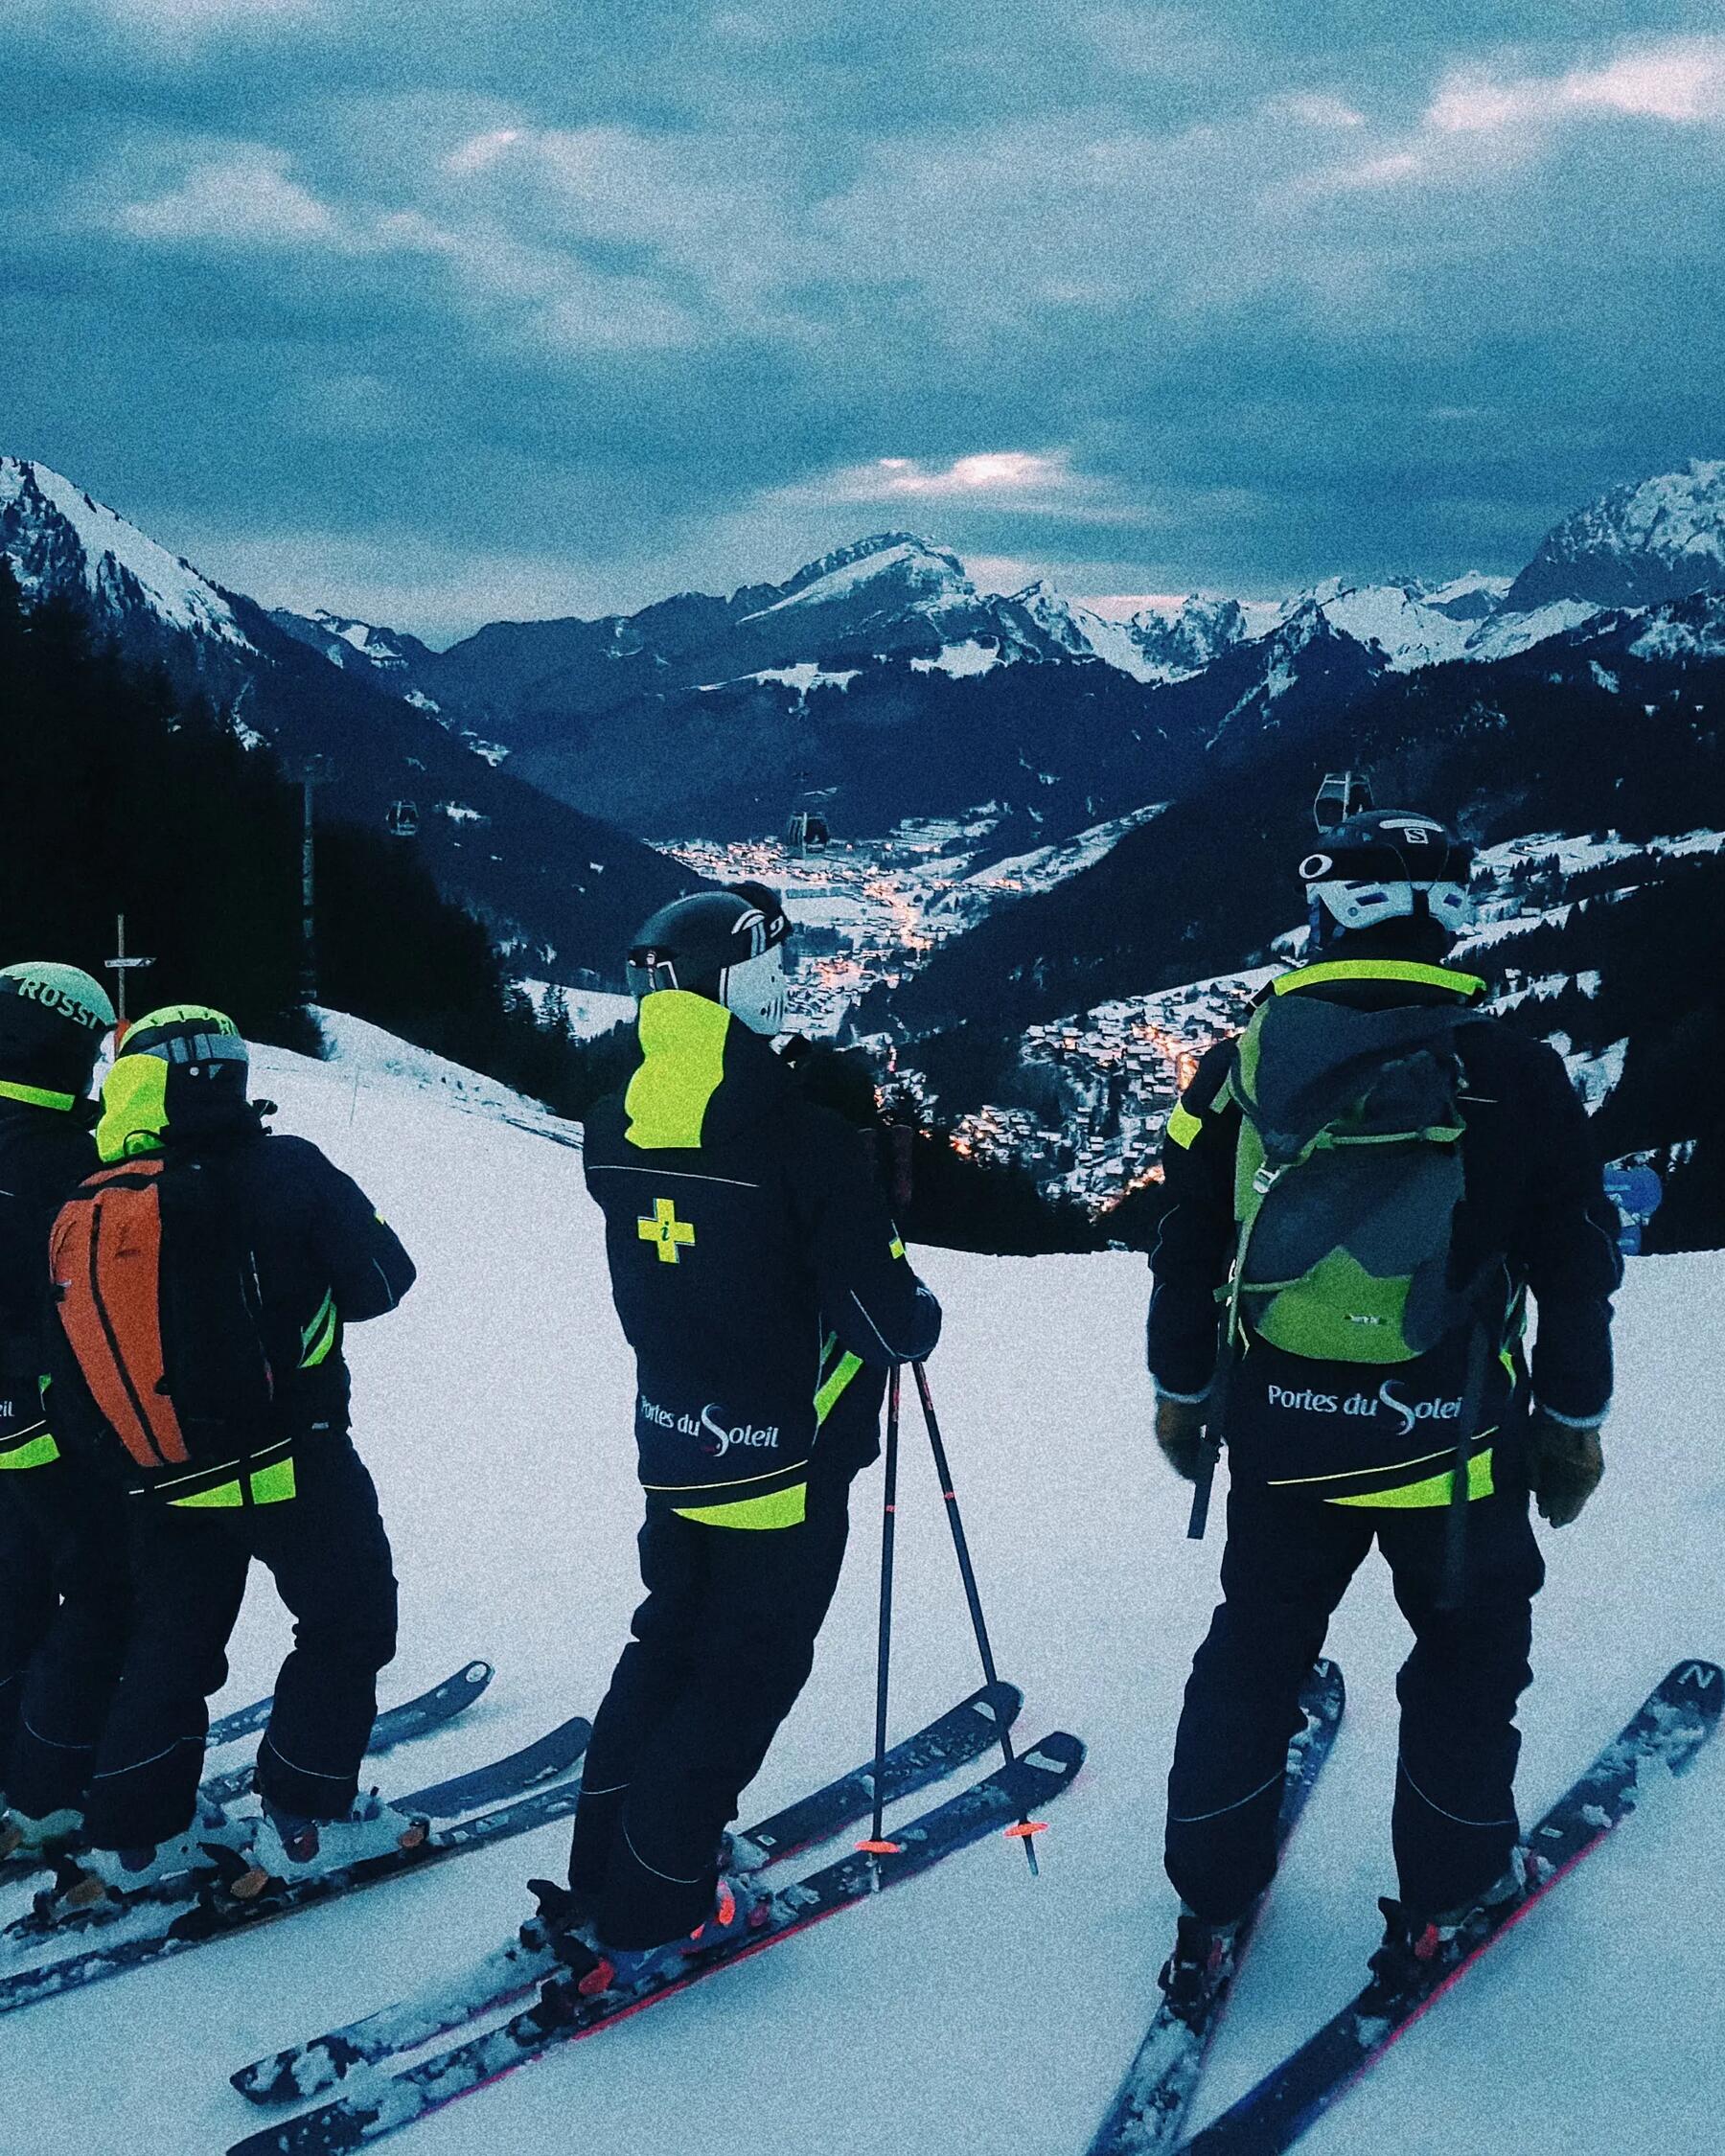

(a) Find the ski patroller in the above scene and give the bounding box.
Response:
[1181,1659,1723,2155]
[0,1662,496,1894]
[0,1710,594,2014]
[1085,1661,1345,2156]
[226,1730,1087,2156]
[234,1680,1024,2106]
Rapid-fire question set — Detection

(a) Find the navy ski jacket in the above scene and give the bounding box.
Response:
[0,1092,100,1471]
[584,991,941,1527]
[1147,956,1622,1502]
[47,1095,416,1501]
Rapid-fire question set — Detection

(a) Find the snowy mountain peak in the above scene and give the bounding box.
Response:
[269,604,421,674]
[0,455,250,650]
[1506,457,1725,612]
[743,532,974,619]
[1120,594,1252,684]
[1287,578,1481,672]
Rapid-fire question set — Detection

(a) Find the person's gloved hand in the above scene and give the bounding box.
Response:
[1155,1393,1210,1483]
[1526,1411,1605,1527]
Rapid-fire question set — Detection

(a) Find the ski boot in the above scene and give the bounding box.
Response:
[1157,1906,1244,2028]
[0,1803,82,1866]
[63,1799,260,1911]
[1361,1848,1544,2014]
[519,1876,598,1961]
[555,1866,773,2003]
[249,1792,428,1887]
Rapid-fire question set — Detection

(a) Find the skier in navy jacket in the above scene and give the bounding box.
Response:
[565,883,940,1986]
[1147,814,1622,2021]
[44,1005,419,1905]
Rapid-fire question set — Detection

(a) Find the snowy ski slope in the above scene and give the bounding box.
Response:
[6,1021,1719,2155]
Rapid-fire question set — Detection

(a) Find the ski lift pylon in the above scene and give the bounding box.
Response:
[1313,768,1373,834]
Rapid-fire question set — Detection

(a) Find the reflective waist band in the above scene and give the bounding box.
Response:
[1326,1444,1496,1509]
[0,1425,60,1471]
[137,1438,299,1509]
[674,1480,809,1530]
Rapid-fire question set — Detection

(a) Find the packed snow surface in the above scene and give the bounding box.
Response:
[8,1021,1720,2154]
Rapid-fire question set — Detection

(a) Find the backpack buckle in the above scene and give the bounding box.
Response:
[1253,1163,1276,1196]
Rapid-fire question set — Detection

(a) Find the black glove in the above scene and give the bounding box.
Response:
[1526,1411,1605,1527]
[1155,1393,1210,1483]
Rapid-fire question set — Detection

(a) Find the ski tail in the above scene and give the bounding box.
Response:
[1183,1660,1723,2156]
[201,1663,495,1809]
[232,1681,1024,2106]
[1084,1659,1346,2156]
[225,1734,1086,2156]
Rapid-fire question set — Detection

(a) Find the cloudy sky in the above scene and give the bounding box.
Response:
[4,0,1723,642]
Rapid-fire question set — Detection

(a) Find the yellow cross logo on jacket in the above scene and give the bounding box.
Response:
[638,1197,696,1264]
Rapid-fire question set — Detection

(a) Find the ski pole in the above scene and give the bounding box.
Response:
[857,1364,903,1871]
[1185,1351,1230,1542]
[1186,1437,1221,1540]
[910,1360,1045,1876]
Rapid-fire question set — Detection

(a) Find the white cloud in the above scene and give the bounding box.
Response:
[1272,92,1368,129]
[1427,36,1725,136]
[119,148,341,244]
[858,450,1078,500]
[443,128,524,178]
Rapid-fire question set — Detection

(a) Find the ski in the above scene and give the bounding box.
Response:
[1181,1659,1724,2155]
[0,1663,496,1892]
[208,1663,495,1798]
[0,1712,592,2013]
[234,1679,1023,2105]
[1085,1660,1345,2155]
[226,1731,1086,2155]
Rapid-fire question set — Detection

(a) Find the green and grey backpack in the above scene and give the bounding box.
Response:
[1224,977,1487,1367]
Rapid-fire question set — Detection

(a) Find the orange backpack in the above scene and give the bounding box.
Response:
[51,1154,277,1492]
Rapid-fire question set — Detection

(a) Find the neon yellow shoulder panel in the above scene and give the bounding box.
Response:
[625,993,731,1150]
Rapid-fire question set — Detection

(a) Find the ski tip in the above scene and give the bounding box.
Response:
[1022,1732,1087,1778]
[463,1662,494,1688]
[1664,1660,1725,1736]
[974,1679,1024,1724]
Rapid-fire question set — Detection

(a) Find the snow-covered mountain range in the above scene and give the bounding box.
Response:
[0,454,699,985]
[1506,458,1725,612]
[0,457,250,655]
[6,448,1725,849]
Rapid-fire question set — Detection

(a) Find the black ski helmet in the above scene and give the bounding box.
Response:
[1298,810,1476,951]
[626,883,794,1036]
[0,961,116,1095]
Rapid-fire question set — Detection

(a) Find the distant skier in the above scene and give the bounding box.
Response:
[1147,811,1622,2014]
[43,1005,420,1903]
[561,883,941,1991]
[0,962,132,1864]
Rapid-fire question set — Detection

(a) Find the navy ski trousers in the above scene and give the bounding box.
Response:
[81,1434,398,1849]
[567,1477,853,1950]
[0,1457,131,1817]
[1166,1477,1545,1924]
